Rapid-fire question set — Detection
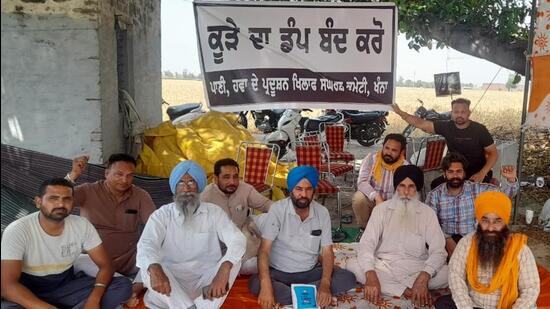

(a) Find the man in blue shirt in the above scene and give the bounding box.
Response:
[426,152,518,256]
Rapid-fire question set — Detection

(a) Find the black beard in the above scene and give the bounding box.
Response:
[290,194,311,209]
[476,225,510,269]
[446,177,465,188]
[382,154,398,164]
[219,185,237,195]
[41,208,69,222]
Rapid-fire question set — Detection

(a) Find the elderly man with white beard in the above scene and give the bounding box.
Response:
[135,161,246,309]
[347,165,448,308]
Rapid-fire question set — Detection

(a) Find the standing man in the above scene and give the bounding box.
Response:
[136,160,246,309]
[201,158,272,274]
[66,154,156,276]
[440,191,540,309]
[1,178,132,308]
[352,134,408,229]
[349,165,448,308]
[426,152,518,256]
[393,98,498,187]
[249,166,356,308]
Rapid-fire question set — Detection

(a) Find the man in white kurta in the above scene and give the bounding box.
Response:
[136,161,246,309]
[348,165,448,308]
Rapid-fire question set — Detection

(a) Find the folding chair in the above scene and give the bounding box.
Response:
[299,131,322,144]
[294,141,347,242]
[320,123,355,163]
[236,141,280,197]
[299,131,354,188]
[416,137,447,171]
[413,137,447,198]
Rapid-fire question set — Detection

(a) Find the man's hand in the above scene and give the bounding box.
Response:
[258,286,275,309]
[501,165,517,182]
[374,194,384,205]
[364,270,381,304]
[445,238,457,257]
[392,103,404,117]
[207,262,231,299]
[317,281,332,308]
[411,271,431,308]
[148,264,171,296]
[82,295,101,309]
[469,170,487,183]
[70,155,89,181]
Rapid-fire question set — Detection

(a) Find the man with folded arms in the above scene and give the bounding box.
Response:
[1,178,131,308]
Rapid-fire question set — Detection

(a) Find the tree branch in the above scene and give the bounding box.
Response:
[415,19,528,75]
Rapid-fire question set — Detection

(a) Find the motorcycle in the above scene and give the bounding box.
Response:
[237,109,286,134]
[313,109,388,147]
[402,99,451,137]
[265,109,312,160]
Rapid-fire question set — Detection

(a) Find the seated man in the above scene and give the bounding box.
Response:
[426,152,518,256]
[136,160,246,309]
[439,191,540,309]
[66,154,156,276]
[249,166,356,308]
[350,165,448,308]
[201,158,272,274]
[352,134,408,230]
[1,178,132,308]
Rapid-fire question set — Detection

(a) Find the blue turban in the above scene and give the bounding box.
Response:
[287,166,319,191]
[169,160,207,194]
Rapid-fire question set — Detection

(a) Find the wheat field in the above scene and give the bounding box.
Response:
[162,79,525,134]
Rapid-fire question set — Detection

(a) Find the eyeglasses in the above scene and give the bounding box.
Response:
[177,180,197,189]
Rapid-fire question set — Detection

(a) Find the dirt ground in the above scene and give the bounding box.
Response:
[260,135,550,269]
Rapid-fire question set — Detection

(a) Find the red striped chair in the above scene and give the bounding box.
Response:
[322,124,355,163]
[236,142,280,196]
[419,138,447,171]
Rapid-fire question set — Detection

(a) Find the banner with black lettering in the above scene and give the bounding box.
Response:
[194,1,397,111]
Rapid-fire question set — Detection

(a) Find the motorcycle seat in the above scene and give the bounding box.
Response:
[304,114,343,132]
[167,103,202,120]
[342,110,387,122]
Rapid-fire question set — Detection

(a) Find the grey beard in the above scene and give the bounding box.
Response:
[174,192,201,222]
[390,193,420,233]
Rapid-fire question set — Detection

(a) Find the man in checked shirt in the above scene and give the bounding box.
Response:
[426,152,518,257]
[436,191,540,309]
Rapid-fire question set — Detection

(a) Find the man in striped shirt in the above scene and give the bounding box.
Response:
[352,134,409,229]
[426,152,518,256]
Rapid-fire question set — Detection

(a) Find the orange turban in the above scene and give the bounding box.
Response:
[474,191,512,224]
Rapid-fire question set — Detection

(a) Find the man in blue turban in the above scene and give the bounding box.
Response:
[249,166,356,307]
[135,160,246,309]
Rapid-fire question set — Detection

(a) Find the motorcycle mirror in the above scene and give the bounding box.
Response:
[304,109,313,112]
[417,99,424,105]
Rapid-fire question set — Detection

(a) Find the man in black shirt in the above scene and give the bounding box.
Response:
[393,98,498,188]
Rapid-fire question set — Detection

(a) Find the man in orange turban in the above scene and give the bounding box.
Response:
[437,191,540,309]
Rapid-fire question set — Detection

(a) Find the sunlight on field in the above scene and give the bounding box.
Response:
[162,79,524,134]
